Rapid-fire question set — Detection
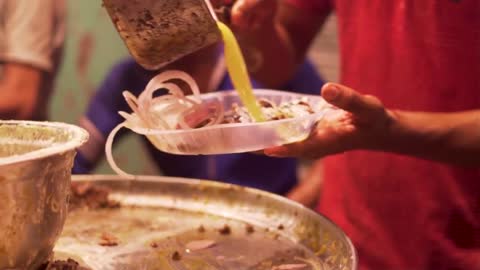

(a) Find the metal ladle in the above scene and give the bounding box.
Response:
[102,0,221,70]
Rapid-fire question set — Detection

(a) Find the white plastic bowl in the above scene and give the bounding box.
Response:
[127,89,334,155]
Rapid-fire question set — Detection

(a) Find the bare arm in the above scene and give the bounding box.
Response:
[77,117,108,166]
[0,63,43,119]
[266,83,480,167]
[385,110,480,167]
[231,0,329,87]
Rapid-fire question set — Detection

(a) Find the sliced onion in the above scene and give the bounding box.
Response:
[139,83,182,109]
[175,96,200,106]
[157,70,201,98]
[118,111,132,121]
[109,70,231,179]
[149,95,178,107]
[141,70,200,101]
[177,104,205,129]
[121,70,214,134]
[158,82,185,98]
[177,98,225,129]
[157,103,190,119]
[138,82,193,129]
[122,91,142,118]
[118,111,143,128]
[122,90,157,129]
[105,123,134,178]
[178,103,211,129]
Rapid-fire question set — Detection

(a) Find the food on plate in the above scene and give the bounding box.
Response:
[117,70,317,132]
[223,98,315,124]
[104,70,322,177]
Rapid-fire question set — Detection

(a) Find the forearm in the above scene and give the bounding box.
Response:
[384,110,480,166]
[0,86,21,118]
[0,63,42,120]
[287,160,323,208]
[77,117,107,167]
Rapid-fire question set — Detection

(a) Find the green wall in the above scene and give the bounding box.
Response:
[50,1,158,175]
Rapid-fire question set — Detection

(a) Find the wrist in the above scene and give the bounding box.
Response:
[377,110,408,152]
[380,109,442,156]
[365,109,409,153]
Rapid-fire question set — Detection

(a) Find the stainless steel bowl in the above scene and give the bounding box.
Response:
[103,0,221,70]
[0,121,88,270]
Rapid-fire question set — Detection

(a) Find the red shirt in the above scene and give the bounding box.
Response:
[287,1,480,269]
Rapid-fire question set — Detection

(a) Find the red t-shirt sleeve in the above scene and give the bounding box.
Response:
[284,0,332,13]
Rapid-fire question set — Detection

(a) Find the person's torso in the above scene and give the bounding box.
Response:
[144,145,299,195]
[319,1,480,269]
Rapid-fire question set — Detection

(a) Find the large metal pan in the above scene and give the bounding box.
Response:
[53,175,357,270]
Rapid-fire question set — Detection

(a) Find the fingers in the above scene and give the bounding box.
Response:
[231,0,277,31]
[264,143,308,158]
[263,83,389,159]
[250,150,265,155]
[321,83,385,120]
[264,121,357,159]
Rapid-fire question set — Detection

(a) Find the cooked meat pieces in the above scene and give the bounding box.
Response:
[69,183,120,210]
[245,224,255,234]
[197,225,206,233]
[39,258,90,270]
[222,98,316,124]
[222,103,253,124]
[218,224,231,235]
[98,232,119,247]
[172,251,182,261]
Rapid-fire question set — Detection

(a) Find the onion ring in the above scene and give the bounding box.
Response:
[105,123,134,178]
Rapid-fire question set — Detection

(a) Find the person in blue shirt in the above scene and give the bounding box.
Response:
[73,43,324,205]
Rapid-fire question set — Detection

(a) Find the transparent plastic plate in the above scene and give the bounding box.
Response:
[126,89,334,155]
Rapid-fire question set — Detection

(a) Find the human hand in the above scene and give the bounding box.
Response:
[230,0,278,31]
[264,83,396,159]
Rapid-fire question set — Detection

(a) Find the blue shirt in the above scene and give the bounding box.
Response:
[74,58,323,195]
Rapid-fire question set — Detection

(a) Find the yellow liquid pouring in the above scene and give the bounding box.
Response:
[217,21,265,122]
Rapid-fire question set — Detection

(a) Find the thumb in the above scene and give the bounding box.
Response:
[321,83,385,119]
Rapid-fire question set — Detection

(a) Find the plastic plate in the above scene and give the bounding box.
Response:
[126,89,335,155]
